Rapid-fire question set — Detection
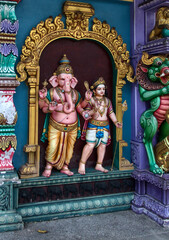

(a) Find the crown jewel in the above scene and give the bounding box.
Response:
[90,77,106,90]
[54,54,74,76]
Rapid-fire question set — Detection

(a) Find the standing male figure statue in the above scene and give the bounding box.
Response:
[39,55,90,177]
[78,77,122,175]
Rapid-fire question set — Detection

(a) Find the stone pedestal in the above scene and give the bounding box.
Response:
[0,171,23,232]
[15,169,134,223]
[132,170,169,227]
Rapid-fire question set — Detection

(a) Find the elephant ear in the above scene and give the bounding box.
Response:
[70,77,78,88]
[49,75,58,87]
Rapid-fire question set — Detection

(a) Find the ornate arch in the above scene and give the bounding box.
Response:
[17,1,135,178]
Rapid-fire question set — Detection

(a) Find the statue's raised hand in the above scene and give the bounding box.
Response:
[39,88,47,99]
[82,110,92,120]
[48,101,58,112]
[85,90,92,102]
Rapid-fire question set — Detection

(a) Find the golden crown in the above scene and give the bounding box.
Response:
[53,54,74,76]
[90,77,106,90]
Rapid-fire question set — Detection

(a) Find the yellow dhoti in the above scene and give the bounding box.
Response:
[46,117,77,170]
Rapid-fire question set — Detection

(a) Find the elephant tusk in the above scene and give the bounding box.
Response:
[160,73,166,77]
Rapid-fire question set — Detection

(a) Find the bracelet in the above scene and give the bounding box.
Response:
[47,106,52,113]
[114,120,118,124]
[80,109,85,115]
[85,99,90,102]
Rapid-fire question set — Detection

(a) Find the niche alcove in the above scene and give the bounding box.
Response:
[17,1,135,179]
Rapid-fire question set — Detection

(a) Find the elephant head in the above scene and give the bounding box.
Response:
[49,73,78,113]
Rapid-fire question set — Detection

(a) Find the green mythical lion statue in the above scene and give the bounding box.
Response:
[137,52,169,174]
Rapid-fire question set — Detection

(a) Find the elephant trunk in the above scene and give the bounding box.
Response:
[63,100,73,114]
[63,80,74,114]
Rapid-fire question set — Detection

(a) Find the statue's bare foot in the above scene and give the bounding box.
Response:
[95,163,108,173]
[42,164,52,178]
[150,164,163,175]
[60,167,74,176]
[78,161,86,175]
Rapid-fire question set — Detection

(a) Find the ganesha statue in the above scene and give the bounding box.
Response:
[39,54,90,177]
[137,52,169,174]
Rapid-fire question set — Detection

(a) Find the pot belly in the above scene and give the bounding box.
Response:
[51,111,78,125]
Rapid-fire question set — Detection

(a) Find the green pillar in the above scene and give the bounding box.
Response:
[0,0,23,232]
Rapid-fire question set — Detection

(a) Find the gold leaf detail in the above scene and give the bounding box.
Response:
[127,65,136,83]
[0,114,7,125]
[54,15,64,30]
[92,18,102,33]
[36,21,47,38]
[45,17,56,33]
[141,52,157,65]
[30,28,41,44]
[0,136,17,151]
[100,21,110,36]
[16,62,27,82]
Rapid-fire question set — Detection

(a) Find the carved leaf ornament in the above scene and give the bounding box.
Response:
[17,14,135,83]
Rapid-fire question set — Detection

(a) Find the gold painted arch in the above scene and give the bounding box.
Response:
[17,1,134,178]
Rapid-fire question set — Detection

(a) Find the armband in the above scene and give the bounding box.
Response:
[80,109,85,115]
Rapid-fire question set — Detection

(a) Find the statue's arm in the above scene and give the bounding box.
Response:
[139,85,169,101]
[39,98,50,113]
[80,90,93,108]
[108,99,122,128]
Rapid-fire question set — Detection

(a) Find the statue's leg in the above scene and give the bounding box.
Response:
[78,128,96,175]
[42,125,61,177]
[61,129,77,176]
[78,142,95,175]
[42,163,53,178]
[141,111,163,174]
[95,143,108,173]
[144,141,163,174]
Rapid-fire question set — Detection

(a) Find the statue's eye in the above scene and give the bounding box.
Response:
[156,61,162,66]
[164,69,169,75]
[154,59,163,66]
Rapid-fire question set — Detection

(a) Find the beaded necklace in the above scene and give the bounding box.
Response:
[55,87,75,105]
[93,96,107,117]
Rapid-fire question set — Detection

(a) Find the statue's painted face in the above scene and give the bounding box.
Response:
[142,57,169,85]
[57,73,73,88]
[94,84,105,97]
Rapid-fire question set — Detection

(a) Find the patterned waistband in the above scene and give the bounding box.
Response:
[89,119,109,127]
[49,117,78,132]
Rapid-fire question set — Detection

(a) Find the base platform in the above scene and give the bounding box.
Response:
[14,168,134,222]
[131,169,169,227]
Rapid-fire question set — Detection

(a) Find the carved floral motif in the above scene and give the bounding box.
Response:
[0,19,19,34]
[0,43,18,57]
[0,92,17,125]
[132,170,169,190]
[0,186,9,211]
[132,194,169,219]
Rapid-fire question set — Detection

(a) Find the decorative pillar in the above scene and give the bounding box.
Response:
[0,0,23,232]
[130,0,149,170]
[0,0,19,170]
[131,0,169,227]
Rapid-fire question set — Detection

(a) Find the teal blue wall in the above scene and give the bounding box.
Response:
[14,0,133,170]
